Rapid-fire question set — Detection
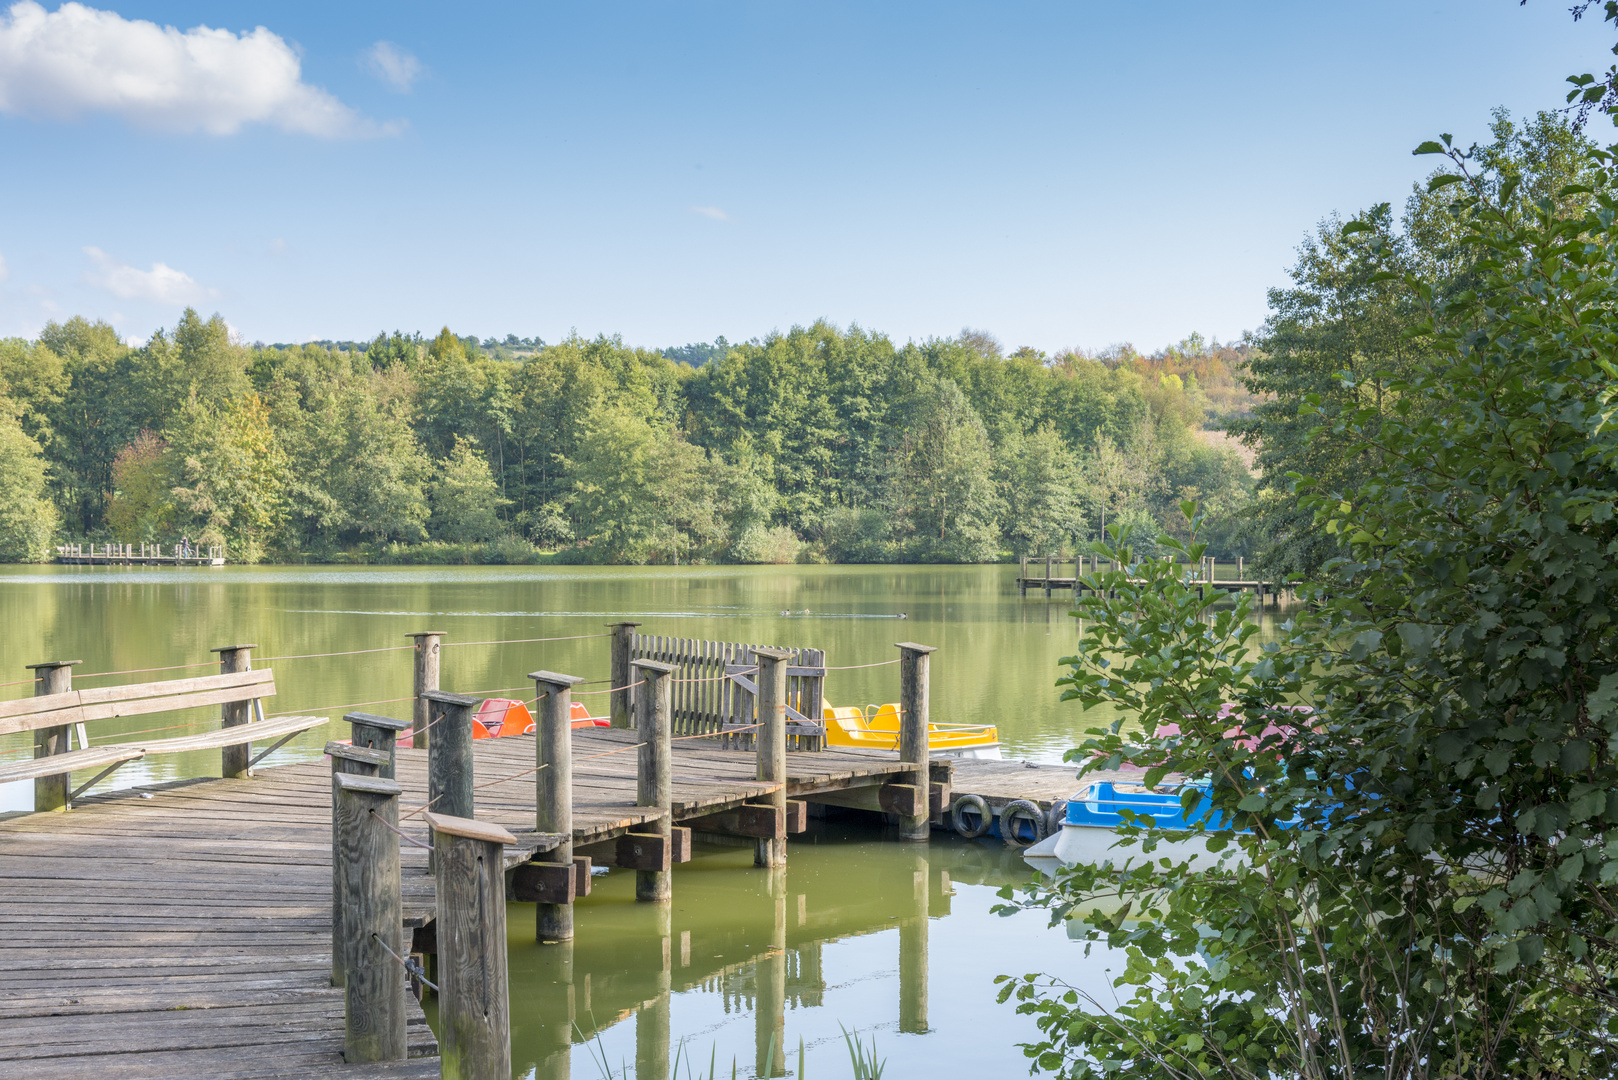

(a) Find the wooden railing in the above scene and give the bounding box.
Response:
[628,634,826,751]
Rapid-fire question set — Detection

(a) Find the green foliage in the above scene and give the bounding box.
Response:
[164,393,290,563]
[998,425,1087,556]
[106,430,171,539]
[995,127,1618,1080]
[7,313,1257,563]
[429,436,509,543]
[887,376,1000,562]
[0,406,58,561]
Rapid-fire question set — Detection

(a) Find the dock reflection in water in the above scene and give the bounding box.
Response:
[495,816,1123,1079]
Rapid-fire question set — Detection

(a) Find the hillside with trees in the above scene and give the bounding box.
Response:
[0,318,1253,564]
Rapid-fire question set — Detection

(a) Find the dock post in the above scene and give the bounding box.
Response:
[530,670,584,941]
[896,642,936,842]
[1018,554,1027,596]
[346,711,411,781]
[210,644,258,779]
[753,647,794,869]
[334,772,407,1063]
[1044,554,1052,597]
[329,742,390,986]
[425,812,516,1080]
[407,631,446,751]
[631,658,677,902]
[423,690,478,871]
[608,621,642,728]
[26,660,81,812]
[899,850,930,1033]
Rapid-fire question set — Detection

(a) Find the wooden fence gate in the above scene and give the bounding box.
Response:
[628,634,826,751]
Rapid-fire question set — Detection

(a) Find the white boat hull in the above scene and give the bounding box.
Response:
[1024,822,1244,875]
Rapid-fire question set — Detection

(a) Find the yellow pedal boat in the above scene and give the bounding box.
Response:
[821,702,1001,760]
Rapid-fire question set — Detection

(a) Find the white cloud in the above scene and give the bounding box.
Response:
[0,1,389,137]
[690,206,730,221]
[363,41,421,93]
[82,246,213,305]
[0,251,8,282]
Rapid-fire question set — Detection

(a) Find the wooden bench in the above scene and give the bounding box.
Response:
[0,648,325,810]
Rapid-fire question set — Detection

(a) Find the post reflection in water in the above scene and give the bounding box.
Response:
[504,816,1087,1080]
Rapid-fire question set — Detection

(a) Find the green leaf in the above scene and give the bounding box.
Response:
[1427,173,1465,192]
[1413,140,1447,155]
[1236,794,1267,812]
[1340,221,1373,236]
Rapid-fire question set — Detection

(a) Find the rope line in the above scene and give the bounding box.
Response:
[73,660,219,681]
[443,632,613,648]
[463,721,769,793]
[266,695,416,719]
[373,931,437,992]
[256,645,415,663]
[371,809,432,849]
[822,658,903,670]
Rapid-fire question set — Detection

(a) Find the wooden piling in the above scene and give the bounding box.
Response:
[407,631,445,750]
[333,772,406,1063]
[608,621,642,728]
[752,647,793,869]
[329,742,390,987]
[423,690,478,869]
[26,660,80,812]
[896,643,936,842]
[425,812,516,1080]
[631,658,676,902]
[210,644,257,778]
[346,711,410,781]
[530,670,584,941]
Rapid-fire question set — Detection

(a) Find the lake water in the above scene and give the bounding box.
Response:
[0,562,1280,1077]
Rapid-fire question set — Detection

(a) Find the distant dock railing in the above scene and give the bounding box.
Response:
[55,541,225,566]
[1017,553,1288,606]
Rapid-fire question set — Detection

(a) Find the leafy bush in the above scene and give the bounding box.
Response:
[996,130,1618,1079]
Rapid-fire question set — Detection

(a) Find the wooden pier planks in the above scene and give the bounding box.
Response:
[0,726,924,1078]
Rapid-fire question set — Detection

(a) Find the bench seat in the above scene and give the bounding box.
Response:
[0,715,327,785]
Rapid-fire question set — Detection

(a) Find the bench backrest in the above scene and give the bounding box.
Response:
[0,669,276,737]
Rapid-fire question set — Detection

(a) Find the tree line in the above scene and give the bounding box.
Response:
[0,315,1254,564]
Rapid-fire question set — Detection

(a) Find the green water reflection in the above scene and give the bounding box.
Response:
[485,818,1122,1080]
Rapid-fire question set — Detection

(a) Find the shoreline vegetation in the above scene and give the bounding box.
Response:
[0,319,1259,566]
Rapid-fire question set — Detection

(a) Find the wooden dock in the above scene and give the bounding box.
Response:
[1016,553,1286,605]
[0,727,1008,1078]
[55,542,225,567]
[0,628,1097,1077]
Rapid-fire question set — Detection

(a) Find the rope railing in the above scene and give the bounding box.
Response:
[442,633,613,648]
[464,721,768,795]
[49,631,616,687]
[255,645,415,663]
[371,807,432,849]
[373,930,437,992]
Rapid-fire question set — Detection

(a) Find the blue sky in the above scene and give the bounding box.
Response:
[0,1,1608,353]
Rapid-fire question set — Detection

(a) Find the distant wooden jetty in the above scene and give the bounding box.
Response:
[55,542,225,566]
[1017,553,1289,605]
[0,628,1083,1077]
